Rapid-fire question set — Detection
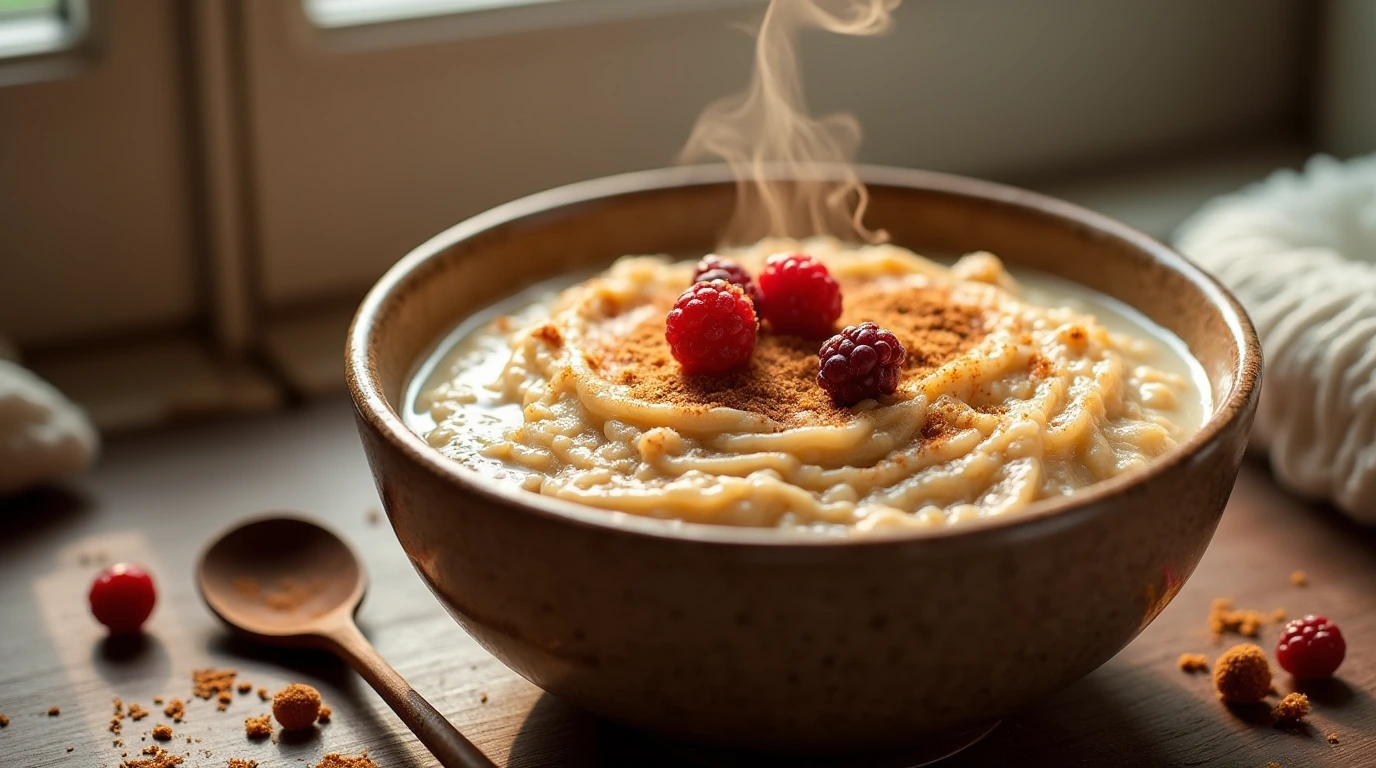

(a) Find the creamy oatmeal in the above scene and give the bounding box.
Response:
[407,238,1209,533]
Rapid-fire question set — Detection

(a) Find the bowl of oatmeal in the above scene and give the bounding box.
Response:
[346,165,1260,753]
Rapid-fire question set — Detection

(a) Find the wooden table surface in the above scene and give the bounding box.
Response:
[2,399,1373,768]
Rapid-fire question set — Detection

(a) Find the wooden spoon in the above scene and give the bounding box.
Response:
[196,514,495,768]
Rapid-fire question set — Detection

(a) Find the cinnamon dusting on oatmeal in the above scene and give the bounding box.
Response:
[596,285,984,426]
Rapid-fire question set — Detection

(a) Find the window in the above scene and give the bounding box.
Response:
[303,0,567,28]
[0,0,84,58]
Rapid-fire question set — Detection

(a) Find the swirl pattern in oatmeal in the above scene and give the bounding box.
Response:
[416,238,1204,532]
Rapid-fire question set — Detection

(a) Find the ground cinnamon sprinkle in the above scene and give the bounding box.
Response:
[314,754,377,768]
[1272,692,1310,723]
[151,723,173,741]
[1178,653,1209,673]
[128,703,149,721]
[596,284,984,426]
[1208,598,1280,640]
[163,699,184,722]
[228,760,258,768]
[244,714,272,739]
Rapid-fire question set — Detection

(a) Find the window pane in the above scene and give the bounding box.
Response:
[304,0,568,28]
[0,0,81,58]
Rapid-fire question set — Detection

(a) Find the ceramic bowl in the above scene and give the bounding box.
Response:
[346,165,1261,753]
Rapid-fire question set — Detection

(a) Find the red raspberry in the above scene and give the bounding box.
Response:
[665,280,758,375]
[1276,615,1345,679]
[817,322,907,406]
[693,255,762,307]
[89,563,157,634]
[757,253,842,337]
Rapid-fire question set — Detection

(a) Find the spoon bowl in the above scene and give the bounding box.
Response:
[198,515,365,641]
[197,514,495,768]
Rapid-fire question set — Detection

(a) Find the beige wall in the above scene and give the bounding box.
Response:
[0,0,199,348]
[239,0,1307,310]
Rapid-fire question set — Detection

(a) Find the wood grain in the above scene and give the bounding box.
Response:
[0,399,1371,767]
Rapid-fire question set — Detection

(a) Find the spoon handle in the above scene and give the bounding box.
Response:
[324,622,497,768]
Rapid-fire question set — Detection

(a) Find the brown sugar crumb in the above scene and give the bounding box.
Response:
[1208,598,1277,639]
[236,681,252,694]
[1271,608,1288,623]
[1290,570,1309,587]
[152,697,163,705]
[229,760,259,768]
[192,669,238,700]
[1213,643,1272,705]
[316,705,332,724]
[479,692,488,704]
[272,684,321,731]
[1178,653,1209,673]
[121,745,184,767]
[47,706,60,716]
[1272,692,1310,723]
[598,283,985,426]
[163,699,184,722]
[217,690,234,711]
[244,714,272,739]
[314,754,377,768]
[128,703,150,720]
[0,714,8,727]
[1327,732,1339,744]
[151,723,173,741]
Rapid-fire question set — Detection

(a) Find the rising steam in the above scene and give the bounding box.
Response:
[680,0,901,246]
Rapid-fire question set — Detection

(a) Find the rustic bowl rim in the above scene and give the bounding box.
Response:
[346,163,1261,547]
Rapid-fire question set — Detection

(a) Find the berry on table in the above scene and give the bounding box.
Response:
[757,252,843,337]
[665,280,758,375]
[1276,615,1345,679]
[693,255,762,307]
[89,563,157,634]
[817,322,907,406]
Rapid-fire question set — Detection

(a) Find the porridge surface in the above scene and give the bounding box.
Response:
[409,238,1208,533]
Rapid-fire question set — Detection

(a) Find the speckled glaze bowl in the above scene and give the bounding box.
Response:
[347,165,1261,754]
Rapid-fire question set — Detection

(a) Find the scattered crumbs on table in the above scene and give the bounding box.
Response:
[1271,692,1310,724]
[152,697,163,706]
[228,759,259,768]
[217,690,234,711]
[317,705,332,724]
[366,509,381,525]
[111,697,126,734]
[0,714,8,727]
[257,688,270,702]
[1290,570,1309,587]
[479,692,489,704]
[1271,608,1287,624]
[66,746,74,752]
[272,684,322,731]
[1327,732,1340,744]
[236,681,253,695]
[152,723,173,741]
[114,739,123,747]
[121,744,184,767]
[192,669,239,701]
[129,703,150,720]
[164,699,185,722]
[47,706,60,716]
[244,714,272,740]
[1208,598,1279,640]
[1178,653,1209,673]
[315,753,378,768]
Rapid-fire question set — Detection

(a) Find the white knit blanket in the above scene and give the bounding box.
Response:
[1176,154,1376,523]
